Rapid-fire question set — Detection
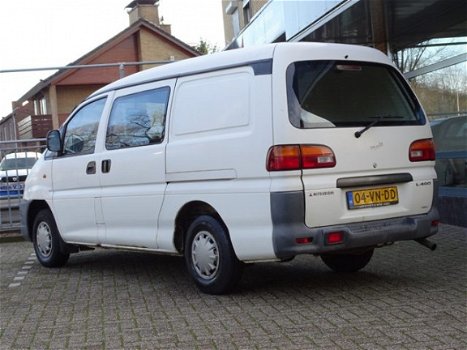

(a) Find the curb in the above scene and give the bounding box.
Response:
[0,233,25,244]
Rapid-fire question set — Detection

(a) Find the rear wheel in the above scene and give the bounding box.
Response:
[33,209,69,267]
[321,249,373,273]
[184,215,242,294]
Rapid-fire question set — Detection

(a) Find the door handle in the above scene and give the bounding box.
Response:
[86,161,96,175]
[102,159,111,173]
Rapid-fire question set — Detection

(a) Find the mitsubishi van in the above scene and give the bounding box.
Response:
[21,43,439,294]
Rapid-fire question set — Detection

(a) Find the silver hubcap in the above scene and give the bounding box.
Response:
[191,231,219,280]
[36,222,52,257]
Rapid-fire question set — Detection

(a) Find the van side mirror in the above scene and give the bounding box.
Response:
[47,130,62,152]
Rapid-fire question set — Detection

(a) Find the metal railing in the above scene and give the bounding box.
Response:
[0,138,46,232]
[0,60,176,79]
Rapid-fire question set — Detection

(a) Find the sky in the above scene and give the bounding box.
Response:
[0,0,225,119]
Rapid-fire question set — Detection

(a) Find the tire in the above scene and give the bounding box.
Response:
[32,209,70,268]
[321,249,373,273]
[184,215,243,295]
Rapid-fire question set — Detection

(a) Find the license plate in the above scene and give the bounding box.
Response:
[0,183,24,197]
[346,186,398,210]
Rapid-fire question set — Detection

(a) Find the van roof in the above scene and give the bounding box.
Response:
[89,42,392,98]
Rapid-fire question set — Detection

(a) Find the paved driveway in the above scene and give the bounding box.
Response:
[1,224,466,349]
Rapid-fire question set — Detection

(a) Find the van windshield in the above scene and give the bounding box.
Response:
[286,60,424,129]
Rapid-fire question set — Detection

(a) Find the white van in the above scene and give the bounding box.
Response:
[21,43,439,294]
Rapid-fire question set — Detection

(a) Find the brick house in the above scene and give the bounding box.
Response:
[0,0,198,141]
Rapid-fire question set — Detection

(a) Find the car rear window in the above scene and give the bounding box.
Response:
[286,60,424,128]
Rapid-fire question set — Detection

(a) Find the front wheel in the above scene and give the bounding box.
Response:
[184,215,242,294]
[321,249,373,273]
[33,209,69,267]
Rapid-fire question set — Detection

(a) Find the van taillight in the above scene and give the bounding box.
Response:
[267,145,336,171]
[409,139,435,162]
[301,145,336,169]
[267,145,301,171]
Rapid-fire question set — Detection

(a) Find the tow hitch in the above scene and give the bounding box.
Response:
[415,238,437,251]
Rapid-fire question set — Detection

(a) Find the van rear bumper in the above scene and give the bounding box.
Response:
[271,190,439,259]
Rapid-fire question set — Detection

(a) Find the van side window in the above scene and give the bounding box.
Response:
[63,98,106,155]
[106,87,170,150]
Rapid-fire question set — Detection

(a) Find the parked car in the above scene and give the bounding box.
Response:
[430,116,467,187]
[0,152,42,199]
[21,42,439,294]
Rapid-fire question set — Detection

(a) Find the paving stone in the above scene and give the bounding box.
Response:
[0,224,466,349]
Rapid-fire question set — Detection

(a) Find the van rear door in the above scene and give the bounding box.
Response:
[281,59,436,228]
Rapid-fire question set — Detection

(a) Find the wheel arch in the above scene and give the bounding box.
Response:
[173,200,229,254]
[26,200,52,241]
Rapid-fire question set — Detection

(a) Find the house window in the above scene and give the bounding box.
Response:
[34,100,40,115]
[40,97,47,115]
[232,9,240,36]
[34,97,48,115]
[226,1,240,36]
[243,0,252,25]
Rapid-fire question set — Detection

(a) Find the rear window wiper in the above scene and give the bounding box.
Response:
[354,115,404,138]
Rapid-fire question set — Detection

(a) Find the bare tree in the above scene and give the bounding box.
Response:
[393,41,449,73]
[394,40,467,116]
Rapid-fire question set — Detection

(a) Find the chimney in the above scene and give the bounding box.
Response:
[159,16,171,35]
[126,0,160,26]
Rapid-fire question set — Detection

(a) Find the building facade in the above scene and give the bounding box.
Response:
[222,0,267,44]
[222,0,466,115]
[0,0,198,141]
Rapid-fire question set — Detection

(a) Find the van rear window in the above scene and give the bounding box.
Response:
[286,61,424,129]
